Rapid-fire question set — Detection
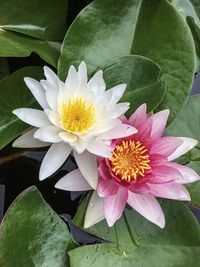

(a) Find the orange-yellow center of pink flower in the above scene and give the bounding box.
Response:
[110,140,151,182]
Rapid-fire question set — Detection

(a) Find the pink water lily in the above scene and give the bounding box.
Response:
[56,104,200,228]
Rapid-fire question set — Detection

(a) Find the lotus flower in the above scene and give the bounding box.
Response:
[12,62,137,188]
[56,104,200,228]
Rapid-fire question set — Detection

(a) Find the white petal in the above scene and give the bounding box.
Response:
[168,137,198,161]
[99,124,138,140]
[43,66,59,87]
[39,143,72,180]
[55,169,92,191]
[13,128,50,148]
[127,192,165,228]
[45,109,61,128]
[108,102,130,118]
[65,65,79,89]
[13,108,50,127]
[72,138,88,154]
[93,119,120,135]
[24,77,48,109]
[88,70,106,94]
[74,151,98,189]
[87,139,112,157]
[107,84,126,105]
[40,80,58,111]
[84,191,105,228]
[34,126,62,143]
[78,61,87,86]
[59,131,77,143]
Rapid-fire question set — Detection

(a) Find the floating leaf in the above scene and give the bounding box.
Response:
[0,0,68,40]
[0,30,60,67]
[101,55,166,115]
[172,0,200,70]
[59,0,195,123]
[0,186,76,267]
[70,201,200,266]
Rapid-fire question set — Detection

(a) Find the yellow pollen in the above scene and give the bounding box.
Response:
[110,140,151,182]
[61,97,96,133]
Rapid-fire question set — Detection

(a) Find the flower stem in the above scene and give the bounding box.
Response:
[123,212,139,247]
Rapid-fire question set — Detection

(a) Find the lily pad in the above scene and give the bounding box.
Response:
[59,0,195,124]
[101,55,166,115]
[0,0,68,40]
[0,186,76,267]
[70,201,200,266]
[0,30,61,67]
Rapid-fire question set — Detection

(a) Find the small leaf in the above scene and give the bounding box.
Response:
[0,67,43,150]
[0,186,76,267]
[0,0,68,40]
[0,30,60,67]
[101,55,166,115]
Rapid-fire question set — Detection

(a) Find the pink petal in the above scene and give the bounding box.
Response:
[128,104,147,127]
[166,162,200,184]
[149,154,168,167]
[127,192,165,228]
[99,160,113,180]
[168,137,198,161]
[104,188,128,227]
[133,117,152,141]
[150,137,183,157]
[55,169,92,191]
[150,110,169,140]
[148,182,191,201]
[150,165,183,182]
[97,178,119,197]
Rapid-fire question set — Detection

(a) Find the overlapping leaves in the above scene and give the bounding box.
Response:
[59,0,195,123]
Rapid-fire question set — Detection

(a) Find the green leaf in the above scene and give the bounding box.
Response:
[171,0,200,70]
[186,165,200,206]
[70,201,200,266]
[0,30,60,67]
[166,95,200,206]
[0,0,68,40]
[59,0,195,124]
[101,55,166,115]
[0,66,43,150]
[0,186,76,267]
[166,95,200,142]
[0,58,9,79]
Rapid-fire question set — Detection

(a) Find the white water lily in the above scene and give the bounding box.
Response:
[13,62,137,188]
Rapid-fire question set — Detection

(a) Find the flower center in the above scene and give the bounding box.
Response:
[110,140,151,182]
[61,97,96,134]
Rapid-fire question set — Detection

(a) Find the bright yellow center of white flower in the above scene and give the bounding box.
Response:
[61,97,96,134]
[110,140,151,182]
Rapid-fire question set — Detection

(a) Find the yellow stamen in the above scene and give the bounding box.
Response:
[61,97,96,133]
[110,140,151,182]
